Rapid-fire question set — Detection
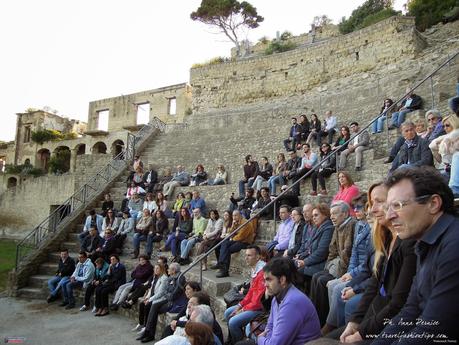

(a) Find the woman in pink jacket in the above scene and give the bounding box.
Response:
[332,171,360,215]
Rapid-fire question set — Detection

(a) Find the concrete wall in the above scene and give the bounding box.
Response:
[87,83,192,132]
[190,16,425,113]
[0,175,76,239]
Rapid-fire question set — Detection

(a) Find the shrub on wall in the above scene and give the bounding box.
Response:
[31,129,64,145]
[48,150,71,174]
[4,164,45,177]
[265,40,297,55]
[338,0,395,34]
[408,0,456,31]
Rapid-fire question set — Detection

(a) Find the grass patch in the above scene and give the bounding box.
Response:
[0,239,17,291]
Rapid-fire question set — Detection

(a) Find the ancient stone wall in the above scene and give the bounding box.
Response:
[190,16,425,113]
[87,83,192,132]
[0,174,75,239]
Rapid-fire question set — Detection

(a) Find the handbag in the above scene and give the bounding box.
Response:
[223,283,249,307]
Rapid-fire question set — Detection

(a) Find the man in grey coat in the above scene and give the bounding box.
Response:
[338,122,370,171]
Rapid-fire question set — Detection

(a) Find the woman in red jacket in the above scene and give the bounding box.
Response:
[223,245,266,344]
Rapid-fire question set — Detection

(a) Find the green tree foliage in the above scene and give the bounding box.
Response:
[31,129,64,145]
[265,31,297,55]
[5,164,44,177]
[408,0,456,31]
[48,149,71,174]
[339,0,396,34]
[190,0,264,55]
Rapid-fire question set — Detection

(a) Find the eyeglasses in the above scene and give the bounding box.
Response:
[383,194,431,213]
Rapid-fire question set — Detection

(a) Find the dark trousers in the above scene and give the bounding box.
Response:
[161,325,174,339]
[128,285,149,304]
[139,301,152,325]
[95,284,116,309]
[84,283,97,307]
[218,240,248,271]
[283,137,299,152]
[309,270,335,326]
[389,136,404,160]
[318,128,336,146]
[311,168,335,192]
[144,300,169,338]
[292,167,312,195]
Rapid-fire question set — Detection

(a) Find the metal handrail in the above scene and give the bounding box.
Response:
[178,51,459,286]
[15,117,166,269]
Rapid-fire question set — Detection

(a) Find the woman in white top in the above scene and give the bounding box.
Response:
[142,192,158,219]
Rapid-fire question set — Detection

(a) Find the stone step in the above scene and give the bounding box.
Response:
[29,274,51,289]
[39,262,57,275]
[17,287,48,299]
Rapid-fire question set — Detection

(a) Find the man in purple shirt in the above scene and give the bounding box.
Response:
[258,257,321,345]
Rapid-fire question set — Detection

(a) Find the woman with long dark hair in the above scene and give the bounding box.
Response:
[196,210,223,270]
[306,114,321,146]
[310,143,336,196]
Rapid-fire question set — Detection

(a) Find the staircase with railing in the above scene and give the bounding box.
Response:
[9,116,166,293]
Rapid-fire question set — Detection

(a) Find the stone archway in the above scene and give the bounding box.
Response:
[36,148,51,172]
[7,176,18,188]
[92,141,107,154]
[111,139,124,158]
[75,143,86,156]
[51,146,71,174]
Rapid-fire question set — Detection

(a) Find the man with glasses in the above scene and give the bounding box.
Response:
[389,121,433,172]
[372,167,459,344]
[425,109,445,143]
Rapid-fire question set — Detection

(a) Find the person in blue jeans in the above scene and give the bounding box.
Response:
[388,88,422,129]
[371,98,394,134]
[46,249,75,303]
[224,245,265,344]
[60,251,95,309]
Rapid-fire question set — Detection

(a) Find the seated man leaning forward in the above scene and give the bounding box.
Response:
[46,248,75,303]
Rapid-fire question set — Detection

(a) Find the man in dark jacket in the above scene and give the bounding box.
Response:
[47,249,75,303]
[81,227,104,258]
[238,155,259,197]
[143,164,158,193]
[390,121,434,172]
[283,117,302,152]
[389,88,423,129]
[283,150,302,196]
[363,167,459,344]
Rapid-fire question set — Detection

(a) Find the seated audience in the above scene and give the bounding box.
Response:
[281,207,304,259]
[371,98,395,134]
[132,166,146,189]
[388,88,423,129]
[145,210,169,258]
[238,155,259,197]
[283,117,302,152]
[390,120,434,172]
[255,257,321,344]
[196,209,223,271]
[80,257,109,312]
[310,143,336,196]
[251,187,274,220]
[110,255,153,310]
[46,249,75,303]
[143,164,158,193]
[322,194,371,334]
[214,210,233,261]
[425,109,445,142]
[326,182,416,342]
[309,201,357,326]
[332,125,351,153]
[338,122,370,171]
[134,262,169,336]
[265,205,294,256]
[156,191,172,218]
[206,164,227,185]
[190,191,206,216]
[164,207,192,260]
[115,210,135,249]
[229,188,256,219]
[332,171,360,211]
[214,210,258,278]
[154,167,172,193]
[284,150,302,196]
[190,305,223,345]
[267,153,287,196]
[163,165,190,199]
[294,203,334,293]
[102,209,119,233]
[92,228,118,261]
[122,182,146,212]
[372,167,459,344]
[81,227,103,259]
[292,143,318,196]
[132,209,153,259]
[61,251,95,309]
[318,110,337,146]
[101,193,114,217]
[79,209,103,245]
[298,114,311,144]
[190,164,208,186]
[252,156,273,193]
[128,193,144,219]
[138,263,187,342]
[414,118,431,139]
[143,192,158,215]
[284,203,313,259]
[224,246,266,344]
[172,192,186,217]
[306,113,322,147]
[179,208,207,264]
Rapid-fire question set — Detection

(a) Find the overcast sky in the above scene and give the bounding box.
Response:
[0,0,405,142]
